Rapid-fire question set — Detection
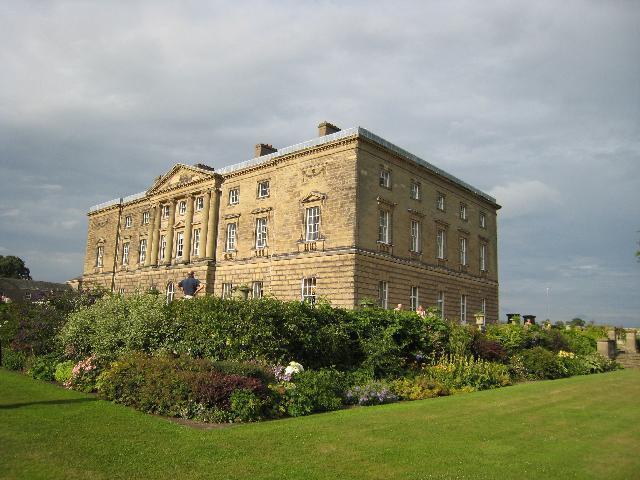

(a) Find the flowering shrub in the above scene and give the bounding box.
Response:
[422,355,511,391]
[97,352,269,420]
[274,361,304,381]
[345,381,398,406]
[66,355,101,392]
[555,351,620,377]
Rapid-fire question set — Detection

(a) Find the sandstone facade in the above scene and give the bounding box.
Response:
[81,122,500,323]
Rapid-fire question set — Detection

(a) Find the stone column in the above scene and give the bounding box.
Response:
[205,188,220,259]
[149,204,162,265]
[182,195,194,264]
[597,339,616,359]
[145,205,158,266]
[163,200,176,265]
[625,329,638,354]
[199,190,211,258]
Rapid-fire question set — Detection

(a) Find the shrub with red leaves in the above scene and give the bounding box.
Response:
[471,333,508,363]
[188,371,266,409]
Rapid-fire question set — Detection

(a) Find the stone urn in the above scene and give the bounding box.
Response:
[359,298,376,309]
[233,284,251,300]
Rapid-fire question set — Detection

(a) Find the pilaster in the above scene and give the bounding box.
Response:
[183,195,195,264]
[164,200,176,265]
[205,188,220,259]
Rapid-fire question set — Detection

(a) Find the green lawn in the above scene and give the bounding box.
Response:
[1,369,639,480]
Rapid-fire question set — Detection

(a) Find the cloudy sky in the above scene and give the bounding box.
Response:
[1,1,638,325]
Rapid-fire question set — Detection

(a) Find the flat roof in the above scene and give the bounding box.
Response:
[89,126,496,212]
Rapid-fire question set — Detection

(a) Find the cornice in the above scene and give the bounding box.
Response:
[220,136,358,179]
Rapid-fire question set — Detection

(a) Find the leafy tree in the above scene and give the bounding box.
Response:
[569,317,585,327]
[0,255,31,280]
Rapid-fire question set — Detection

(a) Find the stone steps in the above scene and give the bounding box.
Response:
[616,352,640,369]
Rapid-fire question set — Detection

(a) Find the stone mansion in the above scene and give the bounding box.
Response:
[81,122,500,323]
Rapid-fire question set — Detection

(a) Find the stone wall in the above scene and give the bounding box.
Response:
[80,124,500,317]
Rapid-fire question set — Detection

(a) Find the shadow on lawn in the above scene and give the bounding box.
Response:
[0,398,98,409]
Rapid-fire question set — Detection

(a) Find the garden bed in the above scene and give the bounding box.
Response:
[0,292,620,424]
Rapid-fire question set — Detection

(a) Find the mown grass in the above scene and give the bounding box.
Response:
[1,368,639,480]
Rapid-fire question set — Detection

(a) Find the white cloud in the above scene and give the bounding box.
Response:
[489,180,562,220]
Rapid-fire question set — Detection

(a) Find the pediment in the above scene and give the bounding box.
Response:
[147,164,216,195]
[301,191,327,204]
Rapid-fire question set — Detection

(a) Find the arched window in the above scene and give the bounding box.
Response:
[166,282,175,304]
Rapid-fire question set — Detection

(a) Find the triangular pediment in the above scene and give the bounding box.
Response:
[147,164,216,195]
[301,191,327,203]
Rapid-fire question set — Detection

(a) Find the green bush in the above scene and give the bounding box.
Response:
[578,352,620,373]
[351,308,449,378]
[485,324,531,353]
[514,347,566,380]
[230,389,266,422]
[54,360,75,384]
[422,355,512,391]
[447,323,475,356]
[169,297,358,369]
[539,329,570,353]
[60,294,450,376]
[1,347,27,371]
[391,377,450,400]
[562,330,597,355]
[59,294,171,361]
[284,369,348,417]
[26,354,59,381]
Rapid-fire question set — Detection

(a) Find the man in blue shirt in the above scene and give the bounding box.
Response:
[178,271,204,299]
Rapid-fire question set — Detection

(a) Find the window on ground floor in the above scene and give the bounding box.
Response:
[301,277,317,305]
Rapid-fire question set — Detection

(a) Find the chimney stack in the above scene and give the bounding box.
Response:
[318,121,341,137]
[254,143,277,157]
